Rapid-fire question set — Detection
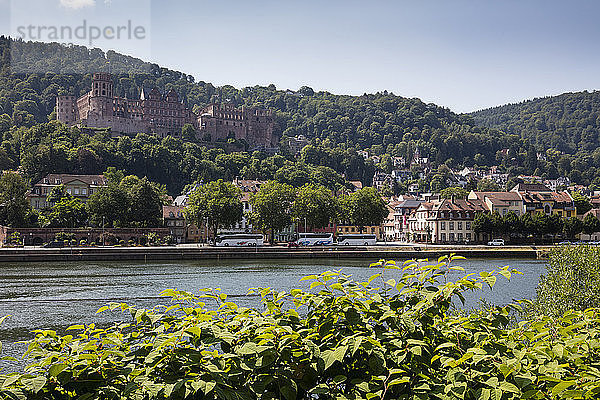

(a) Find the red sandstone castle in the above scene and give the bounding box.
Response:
[56,73,275,148]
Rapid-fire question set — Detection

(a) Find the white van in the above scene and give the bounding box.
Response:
[487,239,505,246]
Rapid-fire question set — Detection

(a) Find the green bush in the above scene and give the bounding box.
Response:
[2,256,600,399]
[535,245,600,317]
[54,232,74,243]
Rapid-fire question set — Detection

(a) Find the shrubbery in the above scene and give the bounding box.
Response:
[535,245,600,317]
[1,256,600,399]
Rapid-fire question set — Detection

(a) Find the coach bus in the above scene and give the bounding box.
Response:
[214,234,264,247]
[292,233,334,246]
[336,234,377,246]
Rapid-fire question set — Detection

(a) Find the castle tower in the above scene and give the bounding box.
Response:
[91,73,114,98]
[88,73,114,118]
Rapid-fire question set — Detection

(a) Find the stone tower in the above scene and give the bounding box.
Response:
[88,73,114,119]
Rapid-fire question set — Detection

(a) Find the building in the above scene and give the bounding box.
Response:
[336,224,385,241]
[197,103,275,148]
[57,73,275,147]
[163,206,186,243]
[392,199,423,241]
[283,135,310,155]
[408,198,487,244]
[468,191,523,216]
[510,184,576,217]
[27,174,107,211]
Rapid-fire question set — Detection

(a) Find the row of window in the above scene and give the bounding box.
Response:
[440,221,472,231]
[440,233,472,242]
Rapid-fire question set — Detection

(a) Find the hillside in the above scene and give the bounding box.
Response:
[0,37,521,167]
[471,91,600,156]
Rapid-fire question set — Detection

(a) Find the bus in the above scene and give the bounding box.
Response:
[337,234,377,246]
[292,233,334,246]
[215,234,264,247]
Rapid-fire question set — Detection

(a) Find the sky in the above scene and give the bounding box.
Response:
[1,0,600,113]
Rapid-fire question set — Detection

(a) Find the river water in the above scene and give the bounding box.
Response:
[0,257,546,369]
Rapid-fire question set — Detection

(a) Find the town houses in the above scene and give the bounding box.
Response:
[2,166,597,246]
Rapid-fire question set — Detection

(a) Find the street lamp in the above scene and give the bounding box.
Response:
[102,216,105,246]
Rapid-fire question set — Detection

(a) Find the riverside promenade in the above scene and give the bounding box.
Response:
[0,245,550,262]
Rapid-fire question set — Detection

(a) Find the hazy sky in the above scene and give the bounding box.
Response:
[1,0,600,113]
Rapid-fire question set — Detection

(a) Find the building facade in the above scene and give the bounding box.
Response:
[57,73,275,147]
[27,174,107,211]
[408,199,487,244]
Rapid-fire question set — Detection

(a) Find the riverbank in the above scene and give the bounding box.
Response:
[0,245,552,262]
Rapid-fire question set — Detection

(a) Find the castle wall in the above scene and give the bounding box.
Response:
[57,74,275,147]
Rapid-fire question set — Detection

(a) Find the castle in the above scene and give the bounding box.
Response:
[56,73,275,148]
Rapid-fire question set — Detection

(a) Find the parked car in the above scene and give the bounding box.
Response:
[487,239,505,246]
[43,241,63,248]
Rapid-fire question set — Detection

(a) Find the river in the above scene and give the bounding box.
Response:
[0,257,546,369]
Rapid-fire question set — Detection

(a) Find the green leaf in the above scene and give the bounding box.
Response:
[280,380,298,400]
[499,381,520,394]
[552,381,576,395]
[21,376,46,394]
[321,345,347,370]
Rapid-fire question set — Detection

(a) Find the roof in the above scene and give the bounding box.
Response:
[396,199,422,209]
[163,205,185,219]
[511,183,551,193]
[349,181,363,190]
[35,174,106,186]
[585,209,600,219]
[173,195,188,207]
[232,179,267,193]
[436,199,487,213]
[520,191,573,204]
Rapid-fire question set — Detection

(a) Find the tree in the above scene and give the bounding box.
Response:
[45,197,87,228]
[476,178,501,192]
[472,213,494,237]
[292,184,338,231]
[122,176,163,227]
[0,172,37,227]
[536,246,600,317]
[571,191,592,215]
[562,217,583,240]
[185,180,243,240]
[341,187,388,233]
[439,187,468,200]
[46,184,70,205]
[502,212,522,240]
[181,123,197,142]
[248,181,296,244]
[86,184,129,227]
[583,213,600,235]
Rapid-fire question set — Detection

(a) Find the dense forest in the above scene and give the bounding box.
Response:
[4,37,600,190]
[1,39,522,161]
[471,91,600,185]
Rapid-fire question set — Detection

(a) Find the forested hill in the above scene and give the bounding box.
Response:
[470,91,600,155]
[0,37,521,167]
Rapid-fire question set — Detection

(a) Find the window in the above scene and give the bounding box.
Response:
[458,233,463,241]
[82,188,87,195]
[466,233,471,241]
[458,222,463,230]
[466,221,471,230]
[74,188,80,195]
[449,233,455,242]
[449,221,454,230]
[441,233,446,242]
[440,221,446,230]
